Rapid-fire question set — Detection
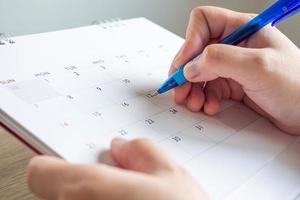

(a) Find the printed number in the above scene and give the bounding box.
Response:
[86,143,96,150]
[121,102,130,107]
[92,59,105,65]
[172,136,182,143]
[116,55,127,59]
[92,111,102,117]
[169,108,178,114]
[0,79,16,85]
[65,66,77,71]
[195,125,204,132]
[122,79,131,84]
[145,119,155,125]
[118,129,128,136]
[96,87,102,91]
[73,72,80,76]
[34,72,50,77]
[137,50,150,57]
[67,95,74,100]
[158,44,164,49]
[116,55,129,63]
[158,44,169,52]
[61,122,69,128]
[137,50,145,54]
[92,60,106,69]
[99,65,106,70]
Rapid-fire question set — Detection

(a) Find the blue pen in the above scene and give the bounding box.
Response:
[155,0,300,95]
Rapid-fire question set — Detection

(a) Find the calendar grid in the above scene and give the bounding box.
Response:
[1,18,299,199]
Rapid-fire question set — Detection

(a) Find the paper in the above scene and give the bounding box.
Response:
[0,18,299,199]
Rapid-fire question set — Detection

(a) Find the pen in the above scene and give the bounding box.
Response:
[155,0,300,95]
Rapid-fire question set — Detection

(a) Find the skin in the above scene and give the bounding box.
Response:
[170,7,300,135]
[27,6,300,200]
[27,139,209,200]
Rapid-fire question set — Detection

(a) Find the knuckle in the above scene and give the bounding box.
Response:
[239,14,256,24]
[203,44,221,64]
[130,138,150,149]
[253,51,271,70]
[251,51,276,85]
[190,7,202,18]
[231,13,257,29]
[190,6,213,18]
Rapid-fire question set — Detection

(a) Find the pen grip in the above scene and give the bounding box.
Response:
[173,67,187,85]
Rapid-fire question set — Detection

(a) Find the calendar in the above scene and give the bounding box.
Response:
[0,18,299,199]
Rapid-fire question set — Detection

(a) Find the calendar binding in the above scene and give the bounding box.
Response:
[0,33,15,45]
[0,19,125,45]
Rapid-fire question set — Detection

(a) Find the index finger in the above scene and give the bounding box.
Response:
[169,6,254,75]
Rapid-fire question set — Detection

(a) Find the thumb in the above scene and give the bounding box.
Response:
[110,138,176,174]
[184,44,269,87]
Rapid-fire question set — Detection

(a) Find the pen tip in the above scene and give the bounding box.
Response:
[151,91,159,97]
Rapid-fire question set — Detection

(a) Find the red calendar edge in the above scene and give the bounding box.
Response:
[0,121,42,155]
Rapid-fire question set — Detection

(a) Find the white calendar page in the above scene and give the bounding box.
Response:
[0,18,299,199]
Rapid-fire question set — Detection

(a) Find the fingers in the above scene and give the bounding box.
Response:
[203,80,222,115]
[110,138,177,174]
[169,6,255,108]
[169,6,254,74]
[27,156,161,200]
[174,82,192,105]
[186,83,205,112]
[183,78,245,116]
[169,6,212,75]
[184,44,269,89]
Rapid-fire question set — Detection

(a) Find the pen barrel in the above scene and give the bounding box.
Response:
[220,0,299,46]
[220,20,261,45]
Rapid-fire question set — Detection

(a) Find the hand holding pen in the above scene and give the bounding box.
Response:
[161,2,300,134]
[157,0,300,95]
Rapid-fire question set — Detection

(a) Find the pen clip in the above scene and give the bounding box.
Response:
[272,3,300,26]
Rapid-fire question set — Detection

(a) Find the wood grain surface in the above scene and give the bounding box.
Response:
[0,127,38,200]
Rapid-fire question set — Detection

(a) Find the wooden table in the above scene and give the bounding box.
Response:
[0,127,38,200]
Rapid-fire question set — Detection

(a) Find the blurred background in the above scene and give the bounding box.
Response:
[0,0,299,46]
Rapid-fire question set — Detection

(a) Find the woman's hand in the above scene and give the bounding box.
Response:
[27,138,208,200]
[170,6,300,134]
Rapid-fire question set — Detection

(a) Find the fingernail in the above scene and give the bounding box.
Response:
[184,63,199,80]
[111,138,128,151]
